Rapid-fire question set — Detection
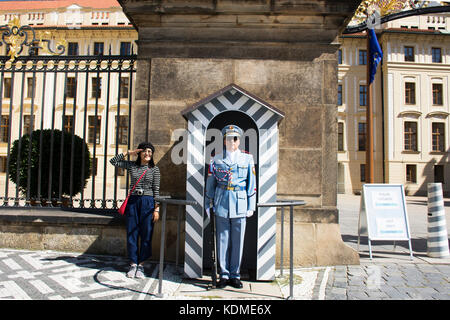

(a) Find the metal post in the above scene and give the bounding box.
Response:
[357,211,361,252]
[366,32,374,183]
[156,202,167,298]
[427,183,450,258]
[289,205,294,300]
[175,205,183,274]
[280,206,284,277]
[153,197,198,298]
[257,200,305,300]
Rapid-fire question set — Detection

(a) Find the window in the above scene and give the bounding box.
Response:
[405,82,416,105]
[432,48,442,63]
[359,50,367,65]
[432,123,445,152]
[432,83,443,106]
[27,78,35,98]
[338,122,344,151]
[358,122,366,151]
[66,77,77,98]
[337,84,343,106]
[0,115,9,143]
[359,85,367,106]
[406,164,417,183]
[64,115,74,133]
[360,164,366,182]
[67,42,79,55]
[93,42,104,55]
[115,116,128,145]
[91,77,102,98]
[23,115,34,135]
[434,165,444,184]
[404,46,414,62]
[120,42,131,55]
[120,77,129,99]
[338,49,342,64]
[88,116,101,144]
[404,122,417,151]
[0,156,7,173]
[3,78,11,98]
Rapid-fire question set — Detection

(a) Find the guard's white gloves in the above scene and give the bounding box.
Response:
[246,210,254,218]
[205,207,210,219]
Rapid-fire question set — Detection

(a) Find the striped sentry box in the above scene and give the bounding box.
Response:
[181,84,284,280]
[427,183,450,258]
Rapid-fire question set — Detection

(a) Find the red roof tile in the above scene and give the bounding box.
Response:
[0,0,121,11]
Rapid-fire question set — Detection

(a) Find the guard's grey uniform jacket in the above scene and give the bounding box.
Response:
[205,149,256,218]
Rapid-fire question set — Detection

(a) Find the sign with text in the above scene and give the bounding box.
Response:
[358,184,413,259]
[359,184,411,241]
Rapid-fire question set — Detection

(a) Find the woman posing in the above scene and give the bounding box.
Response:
[110,142,160,278]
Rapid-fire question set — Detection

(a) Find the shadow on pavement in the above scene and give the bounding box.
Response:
[341,234,434,254]
[41,254,159,298]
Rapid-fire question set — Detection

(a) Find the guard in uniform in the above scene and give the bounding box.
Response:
[205,125,256,289]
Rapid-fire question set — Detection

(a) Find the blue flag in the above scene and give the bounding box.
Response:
[368,28,382,84]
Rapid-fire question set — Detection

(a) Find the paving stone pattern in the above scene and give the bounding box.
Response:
[0,194,449,300]
[1,248,448,300]
[323,263,450,300]
[0,249,168,300]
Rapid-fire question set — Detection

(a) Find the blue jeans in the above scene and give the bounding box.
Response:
[125,195,155,264]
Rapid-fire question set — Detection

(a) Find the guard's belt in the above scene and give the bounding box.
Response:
[217,184,246,191]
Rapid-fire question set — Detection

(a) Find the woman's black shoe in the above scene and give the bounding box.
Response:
[217,278,228,288]
[229,278,243,289]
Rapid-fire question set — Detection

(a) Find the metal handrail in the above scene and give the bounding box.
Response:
[257,199,306,300]
[154,196,198,298]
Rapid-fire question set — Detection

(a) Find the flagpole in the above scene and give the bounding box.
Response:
[366,30,374,183]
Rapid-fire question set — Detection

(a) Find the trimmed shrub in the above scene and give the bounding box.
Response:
[8,129,91,200]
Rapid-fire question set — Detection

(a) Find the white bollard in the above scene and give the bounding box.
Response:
[427,183,450,258]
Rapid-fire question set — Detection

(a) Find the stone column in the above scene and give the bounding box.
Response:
[119,0,360,266]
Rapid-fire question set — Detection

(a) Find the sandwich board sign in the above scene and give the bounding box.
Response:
[358,184,413,260]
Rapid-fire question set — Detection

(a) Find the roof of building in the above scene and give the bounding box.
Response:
[0,0,121,10]
[341,27,450,38]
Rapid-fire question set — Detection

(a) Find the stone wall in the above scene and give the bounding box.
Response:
[129,54,359,266]
[112,0,361,267]
[0,209,184,263]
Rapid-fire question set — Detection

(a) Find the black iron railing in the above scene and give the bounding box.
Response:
[0,54,137,210]
[257,199,306,300]
[154,197,199,298]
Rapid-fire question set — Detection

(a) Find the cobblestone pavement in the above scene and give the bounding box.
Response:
[0,248,156,300]
[0,247,448,300]
[322,263,450,300]
[332,194,450,300]
[0,194,449,300]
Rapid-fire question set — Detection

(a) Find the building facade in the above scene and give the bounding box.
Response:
[338,13,450,196]
[1,2,449,199]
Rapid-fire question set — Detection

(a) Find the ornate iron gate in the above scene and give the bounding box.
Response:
[0,23,136,210]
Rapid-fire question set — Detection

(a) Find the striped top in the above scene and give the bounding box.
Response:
[110,153,160,197]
